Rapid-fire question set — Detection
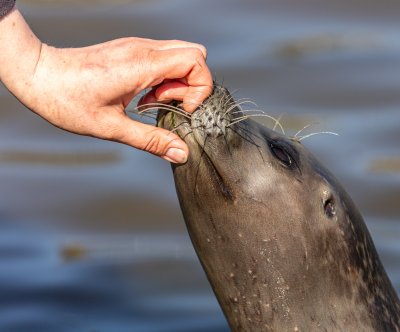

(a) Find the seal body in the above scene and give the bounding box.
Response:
[157,85,400,331]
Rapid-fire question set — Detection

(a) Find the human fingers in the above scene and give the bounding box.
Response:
[154,80,188,103]
[137,81,205,116]
[138,81,187,106]
[147,47,213,113]
[138,88,162,108]
[156,40,207,59]
[140,80,209,114]
[109,114,189,163]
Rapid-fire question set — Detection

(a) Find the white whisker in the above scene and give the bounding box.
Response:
[294,122,320,138]
[298,131,339,141]
[232,112,285,135]
[133,104,192,120]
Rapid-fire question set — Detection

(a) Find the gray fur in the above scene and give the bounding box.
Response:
[157,85,400,331]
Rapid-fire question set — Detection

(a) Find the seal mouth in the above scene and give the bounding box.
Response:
[157,110,191,138]
[201,149,235,201]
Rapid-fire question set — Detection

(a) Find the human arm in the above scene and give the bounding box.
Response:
[0,6,212,163]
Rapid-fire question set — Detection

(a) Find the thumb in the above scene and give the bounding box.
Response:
[113,116,189,163]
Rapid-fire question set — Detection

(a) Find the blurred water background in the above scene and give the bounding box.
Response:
[0,0,400,331]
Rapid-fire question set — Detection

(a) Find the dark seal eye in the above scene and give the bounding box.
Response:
[324,198,336,218]
[270,144,293,168]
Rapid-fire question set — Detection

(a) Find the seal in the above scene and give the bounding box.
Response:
[157,84,400,331]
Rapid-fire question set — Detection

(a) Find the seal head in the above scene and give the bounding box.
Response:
[158,85,400,331]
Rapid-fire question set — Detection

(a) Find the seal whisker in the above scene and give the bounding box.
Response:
[232,122,263,141]
[222,89,239,108]
[223,103,241,116]
[294,123,313,138]
[218,95,227,111]
[234,99,259,108]
[133,103,190,118]
[272,114,284,131]
[127,109,158,116]
[136,97,208,117]
[135,113,158,121]
[230,124,265,162]
[226,98,258,109]
[297,131,339,141]
[226,117,248,127]
[228,113,285,135]
[222,94,236,108]
[139,103,191,114]
[133,107,158,114]
[136,102,188,114]
[228,124,261,148]
[129,108,158,116]
[186,125,204,133]
[223,100,259,117]
[181,130,194,141]
[169,121,191,133]
[294,122,320,138]
[231,110,265,116]
[136,106,192,120]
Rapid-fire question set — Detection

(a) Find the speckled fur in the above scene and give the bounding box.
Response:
[158,85,400,331]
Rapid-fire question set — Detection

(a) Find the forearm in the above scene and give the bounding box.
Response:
[0,6,43,105]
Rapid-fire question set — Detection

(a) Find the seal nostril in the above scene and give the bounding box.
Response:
[324,197,336,218]
[189,86,234,138]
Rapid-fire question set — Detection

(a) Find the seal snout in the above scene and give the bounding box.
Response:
[191,105,230,138]
[157,84,242,147]
[190,85,237,139]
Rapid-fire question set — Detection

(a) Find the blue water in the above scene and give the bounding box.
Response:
[0,0,399,330]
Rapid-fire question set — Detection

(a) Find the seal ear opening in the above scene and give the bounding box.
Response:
[324,196,336,218]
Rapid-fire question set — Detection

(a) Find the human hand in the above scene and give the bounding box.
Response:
[0,10,212,163]
[31,39,212,163]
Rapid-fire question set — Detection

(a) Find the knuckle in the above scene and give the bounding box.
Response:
[196,43,208,58]
[142,129,179,156]
[186,48,207,70]
[191,47,204,58]
[143,129,164,155]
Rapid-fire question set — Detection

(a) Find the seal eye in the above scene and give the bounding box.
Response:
[270,145,293,168]
[324,198,336,218]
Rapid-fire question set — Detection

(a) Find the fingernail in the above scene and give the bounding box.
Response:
[165,148,188,164]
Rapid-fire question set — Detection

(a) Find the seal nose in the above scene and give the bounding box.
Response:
[190,85,237,138]
[191,106,230,138]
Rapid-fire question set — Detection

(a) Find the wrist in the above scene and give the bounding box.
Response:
[0,8,43,107]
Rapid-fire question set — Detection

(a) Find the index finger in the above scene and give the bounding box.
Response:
[156,40,208,59]
[147,47,213,113]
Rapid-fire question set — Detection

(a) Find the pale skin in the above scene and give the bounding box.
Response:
[0,6,213,163]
